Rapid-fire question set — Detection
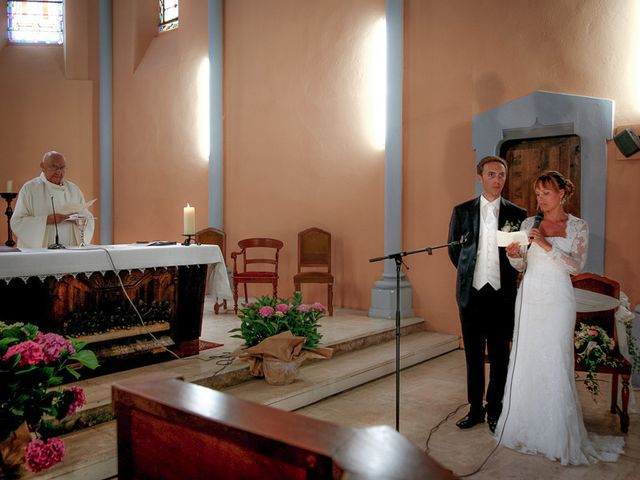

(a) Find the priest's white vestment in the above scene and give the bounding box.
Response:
[10,173,95,248]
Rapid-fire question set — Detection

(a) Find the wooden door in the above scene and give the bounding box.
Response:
[501,135,581,217]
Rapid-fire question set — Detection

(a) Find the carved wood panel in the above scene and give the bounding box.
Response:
[501,135,581,217]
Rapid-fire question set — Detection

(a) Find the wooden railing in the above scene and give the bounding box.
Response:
[112,373,457,479]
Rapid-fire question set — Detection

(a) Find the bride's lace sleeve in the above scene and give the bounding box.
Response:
[507,217,533,272]
[549,217,589,274]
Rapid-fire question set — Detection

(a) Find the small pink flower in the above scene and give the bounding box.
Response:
[25,438,65,473]
[258,306,275,318]
[588,328,598,337]
[275,303,291,314]
[35,332,75,363]
[310,302,327,313]
[2,341,45,365]
[296,304,310,313]
[245,302,254,308]
[64,386,86,415]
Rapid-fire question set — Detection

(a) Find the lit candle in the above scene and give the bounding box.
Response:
[183,203,196,235]
[6,180,13,192]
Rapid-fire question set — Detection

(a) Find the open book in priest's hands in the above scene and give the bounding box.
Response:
[496,230,529,247]
[59,198,97,215]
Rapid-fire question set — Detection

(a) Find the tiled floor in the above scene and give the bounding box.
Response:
[298,350,640,479]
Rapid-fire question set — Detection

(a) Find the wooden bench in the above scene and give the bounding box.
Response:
[112,373,457,479]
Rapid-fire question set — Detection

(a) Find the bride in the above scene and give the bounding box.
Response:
[495,170,624,465]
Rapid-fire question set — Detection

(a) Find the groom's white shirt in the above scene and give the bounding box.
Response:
[473,195,501,291]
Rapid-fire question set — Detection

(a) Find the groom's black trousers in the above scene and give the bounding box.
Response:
[459,284,514,419]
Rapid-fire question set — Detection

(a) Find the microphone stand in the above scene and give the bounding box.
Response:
[369,235,467,432]
[48,196,65,249]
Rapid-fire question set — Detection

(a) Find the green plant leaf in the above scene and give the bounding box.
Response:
[65,366,81,379]
[70,350,99,370]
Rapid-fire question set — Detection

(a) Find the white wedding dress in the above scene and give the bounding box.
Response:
[495,214,624,465]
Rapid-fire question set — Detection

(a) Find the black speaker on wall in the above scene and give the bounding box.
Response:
[613,128,640,157]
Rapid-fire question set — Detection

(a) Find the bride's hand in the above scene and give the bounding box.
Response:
[506,242,522,258]
[529,228,551,252]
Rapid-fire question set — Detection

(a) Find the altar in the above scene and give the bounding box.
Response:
[0,244,232,362]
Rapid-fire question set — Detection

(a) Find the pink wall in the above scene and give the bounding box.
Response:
[404,0,640,334]
[112,0,210,245]
[1,0,639,334]
[222,0,386,307]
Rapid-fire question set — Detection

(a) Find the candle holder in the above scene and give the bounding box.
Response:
[0,192,18,247]
[182,234,194,246]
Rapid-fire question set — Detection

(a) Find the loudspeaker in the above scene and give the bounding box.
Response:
[613,128,640,157]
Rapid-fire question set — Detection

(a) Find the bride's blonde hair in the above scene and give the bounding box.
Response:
[534,171,575,201]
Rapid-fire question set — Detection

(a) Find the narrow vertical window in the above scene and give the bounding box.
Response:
[159,0,179,33]
[7,0,64,45]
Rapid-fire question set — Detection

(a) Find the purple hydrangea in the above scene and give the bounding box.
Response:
[35,332,76,363]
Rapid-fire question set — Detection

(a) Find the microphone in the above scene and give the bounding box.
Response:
[532,212,544,229]
[48,196,66,249]
[528,212,544,249]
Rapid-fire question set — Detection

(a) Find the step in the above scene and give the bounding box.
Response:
[222,330,460,411]
[58,315,429,432]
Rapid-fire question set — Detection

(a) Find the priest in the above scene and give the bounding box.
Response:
[10,151,95,248]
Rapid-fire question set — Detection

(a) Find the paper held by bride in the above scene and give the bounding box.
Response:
[496,230,528,247]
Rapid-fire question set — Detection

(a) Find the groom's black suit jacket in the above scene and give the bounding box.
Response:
[448,196,527,311]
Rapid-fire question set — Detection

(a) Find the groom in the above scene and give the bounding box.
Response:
[448,155,526,433]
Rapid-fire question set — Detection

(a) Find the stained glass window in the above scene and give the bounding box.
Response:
[7,0,64,45]
[159,0,179,33]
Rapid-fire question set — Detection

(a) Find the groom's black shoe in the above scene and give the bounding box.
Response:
[456,411,485,429]
[487,415,498,433]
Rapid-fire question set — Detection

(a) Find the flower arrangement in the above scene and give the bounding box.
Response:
[500,220,521,233]
[574,323,619,399]
[0,322,98,474]
[230,291,326,350]
[618,292,640,375]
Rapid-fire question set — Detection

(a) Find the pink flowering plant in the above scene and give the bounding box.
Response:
[0,322,98,473]
[231,292,326,350]
[575,323,619,399]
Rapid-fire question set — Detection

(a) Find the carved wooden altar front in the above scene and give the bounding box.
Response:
[0,244,231,366]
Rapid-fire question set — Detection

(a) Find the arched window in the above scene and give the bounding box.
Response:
[7,0,64,45]
[159,0,179,33]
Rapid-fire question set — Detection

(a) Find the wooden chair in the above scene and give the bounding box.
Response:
[230,238,284,314]
[195,227,227,314]
[572,272,632,433]
[293,228,333,316]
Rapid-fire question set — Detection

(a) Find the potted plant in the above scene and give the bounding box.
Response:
[230,292,332,385]
[0,322,98,476]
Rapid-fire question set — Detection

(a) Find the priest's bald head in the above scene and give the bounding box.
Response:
[40,151,67,186]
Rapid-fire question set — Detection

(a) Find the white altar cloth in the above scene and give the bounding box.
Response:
[0,244,232,300]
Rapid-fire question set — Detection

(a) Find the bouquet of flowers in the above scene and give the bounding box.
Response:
[230,292,326,350]
[0,322,98,475]
[574,323,619,399]
[500,220,521,232]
